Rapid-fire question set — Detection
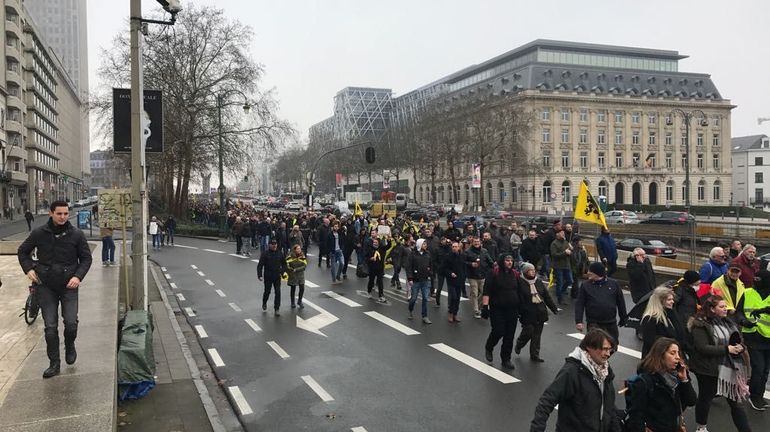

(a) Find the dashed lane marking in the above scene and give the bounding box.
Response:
[429,343,519,384]
[228,386,253,415]
[244,319,262,332]
[215,289,226,297]
[218,240,228,243]
[323,291,362,307]
[191,265,198,269]
[195,325,208,338]
[301,375,334,402]
[197,271,206,277]
[164,273,172,279]
[567,333,641,359]
[208,348,225,367]
[176,293,186,301]
[305,280,320,288]
[169,282,178,289]
[251,259,260,263]
[351,428,368,432]
[205,279,215,286]
[228,302,242,312]
[203,249,225,254]
[266,341,290,359]
[174,244,197,249]
[160,267,167,272]
[364,311,420,335]
[184,307,196,317]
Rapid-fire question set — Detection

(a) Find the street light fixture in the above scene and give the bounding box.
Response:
[216,93,252,237]
[666,108,708,269]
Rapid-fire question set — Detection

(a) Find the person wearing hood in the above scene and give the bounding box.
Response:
[406,238,433,324]
[575,262,628,344]
[530,328,621,432]
[465,236,495,319]
[18,200,93,378]
[515,262,558,362]
[737,268,770,411]
[626,247,657,304]
[481,254,521,369]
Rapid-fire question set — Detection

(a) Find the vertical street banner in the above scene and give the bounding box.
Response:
[471,163,481,188]
[98,189,133,228]
[573,181,608,230]
[335,173,343,186]
[112,88,164,153]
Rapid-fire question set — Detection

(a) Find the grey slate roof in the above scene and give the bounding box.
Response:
[731,135,770,153]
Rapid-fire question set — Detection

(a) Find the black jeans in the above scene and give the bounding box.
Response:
[262,279,281,310]
[516,321,545,359]
[447,281,463,315]
[342,249,353,275]
[694,373,751,431]
[367,272,384,297]
[485,306,518,361]
[38,284,79,362]
[289,284,305,306]
[435,273,446,305]
[748,346,770,400]
[235,236,243,253]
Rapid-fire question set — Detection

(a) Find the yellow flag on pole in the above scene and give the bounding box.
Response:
[354,200,363,216]
[574,181,608,230]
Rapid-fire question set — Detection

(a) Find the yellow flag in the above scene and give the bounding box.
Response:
[574,181,608,230]
[354,200,363,216]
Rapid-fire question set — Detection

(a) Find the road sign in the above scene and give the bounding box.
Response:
[98,189,132,228]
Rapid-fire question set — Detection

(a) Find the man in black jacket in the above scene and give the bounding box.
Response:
[465,236,495,319]
[530,329,621,432]
[520,230,542,272]
[433,236,451,308]
[574,262,628,344]
[257,239,288,315]
[18,200,93,378]
[443,241,466,323]
[407,238,433,324]
[481,254,520,369]
[626,247,657,303]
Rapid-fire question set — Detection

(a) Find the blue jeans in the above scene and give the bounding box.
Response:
[259,235,269,251]
[553,268,573,303]
[152,233,161,248]
[101,236,115,263]
[330,249,343,281]
[409,280,431,318]
[166,228,174,245]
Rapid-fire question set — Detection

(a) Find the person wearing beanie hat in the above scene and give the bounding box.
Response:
[574,262,627,344]
[740,268,770,410]
[515,261,558,362]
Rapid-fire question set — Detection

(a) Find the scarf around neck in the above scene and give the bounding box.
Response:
[710,318,749,402]
[525,276,542,304]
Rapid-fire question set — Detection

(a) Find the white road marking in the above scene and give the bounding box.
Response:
[306,253,315,256]
[218,239,228,243]
[175,244,197,249]
[766,390,770,400]
[251,259,260,263]
[228,386,253,415]
[215,289,226,297]
[176,293,186,301]
[305,280,320,288]
[266,341,290,359]
[429,343,519,384]
[203,249,225,254]
[364,311,420,336]
[191,265,198,269]
[205,279,215,286]
[195,325,208,338]
[567,333,641,359]
[169,282,178,289]
[351,427,368,432]
[229,253,249,259]
[382,291,408,305]
[244,319,262,332]
[197,270,206,277]
[184,307,196,317]
[229,302,242,312]
[323,291,362,307]
[301,375,334,402]
[208,348,225,367]
[160,267,167,272]
[164,273,172,279]
[296,299,339,337]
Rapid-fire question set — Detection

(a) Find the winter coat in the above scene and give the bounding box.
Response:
[570,245,589,278]
[549,238,572,270]
[257,249,287,282]
[574,277,628,325]
[325,230,344,253]
[18,219,93,286]
[640,308,686,358]
[365,240,390,275]
[732,253,759,288]
[594,233,618,264]
[518,275,558,325]
[435,243,451,276]
[673,280,700,329]
[699,259,727,285]
[239,222,252,238]
[688,317,744,377]
[623,371,696,432]
[464,246,494,280]
[407,249,432,281]
[442,251,466,285]
[626,256,657,303]
[286,255,307,286]
[537,228,557,256]
[288,231,304,249]
[483,239,499,262]
[482,261,521,309]
[520,237,542,267]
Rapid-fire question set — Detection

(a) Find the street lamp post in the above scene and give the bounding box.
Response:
[217,94,226,237]
[666,108,708,269]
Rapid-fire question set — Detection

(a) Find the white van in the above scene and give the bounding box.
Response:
[395,193,408,210]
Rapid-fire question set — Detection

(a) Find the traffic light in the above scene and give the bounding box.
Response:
[365,146,376,164]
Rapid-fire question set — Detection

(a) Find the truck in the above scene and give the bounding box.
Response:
[370,202,397,219]
[345,191,373,207]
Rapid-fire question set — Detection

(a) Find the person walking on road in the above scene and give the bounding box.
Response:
[406,238,433,324]
[366,236,391,303]
[627,247,657,304]
[594,226,618,276]
[482,254,521,370]
[710,263,746,314]
[100,226,116,266]
[465,236,495,319]
[433,236,451,308]
[549,228,573,305]
[639,287,686,358]
[164,215,176,246]
[286,244,307,309]
[520,230,542,272]
[574,262,628,344]
[699,246,729,286]
[732,244,759,289]
[18,200,93,378]
[674,270,702,334]
[442,241,466,323]
[257,239,288,316]
[515,262,558,362]
[317,218,331,268]
[530,328,621,432]
[326,223,344,284]
[24,208,34,231]
[737,269,770,411]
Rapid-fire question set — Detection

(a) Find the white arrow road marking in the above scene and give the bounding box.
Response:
[205,279,215,286]
[301,375,334,402]
[228,386,253,415]
[195,325,208,338]
[323,291,362,307]
[295,299,338,337]
[215,289,226,297]
[197,271,206,277]
[191,265,198,269]
[176,293,186,301]
[175,244,197,249]
[160,267,167,272]
[304,280,320,288]
[203,249,225,254]
[228,302,242,312]
[429,343,519,384]
[567,333,641,359]
[364,311,420,336]
[169,282,178,289]
[244,319,262,332]
[208,348,225,367]
[266,341,290,359]
[184,307,196,317]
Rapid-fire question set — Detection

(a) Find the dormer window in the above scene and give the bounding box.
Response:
[762,138,770,149]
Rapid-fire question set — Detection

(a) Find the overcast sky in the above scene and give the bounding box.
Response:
[87,0,770,149]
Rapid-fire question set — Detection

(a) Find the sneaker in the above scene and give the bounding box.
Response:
[474,311,482,319]
[408,311,413,320]
[262,303,267,312]
[378,297,387,303]
[422,317,432,324]
[102,262,108,267]
[343,274,347,279]
[297,303,304,309]
[291,303,296,309]
[274,309,281,316]
[110,261,117,265]
[530,357,545,363]
[749,397,768,411]
[367,293,373,299]
[694,427,709,432]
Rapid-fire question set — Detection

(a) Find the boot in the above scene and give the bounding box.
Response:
[501,360,515,370]
[43,360,60,378]
[448,313,454,323]
[64,329,77,365]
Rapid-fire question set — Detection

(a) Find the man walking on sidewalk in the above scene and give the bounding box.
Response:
[24,208,34,231]
[17,200,93,378]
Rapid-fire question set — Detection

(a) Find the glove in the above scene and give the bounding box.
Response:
[481,305,490,320]
[751,306,770,318]
[743,320,757,329]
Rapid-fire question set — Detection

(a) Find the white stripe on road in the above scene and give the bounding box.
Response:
[164,273,172,279]
[208,348,225,367]
[203,249,225,254]
[251,259,260,263]
[215,289,226,297]
[160,267,167,271]
[323,291,362,307]
[191,265,198,269]
[301,375,334,402]
[245,319,262,332]
[229,253,250,259]
[306,253,315,256]
[176,293,186,301]
[184,307,196,317]
[218,239,228,243]
[266,341,290,359]
[228,386,253,415]
[175,244,197,249]
[197,270,206,277]
[195,325,208,338]
[766,390,770,400]
[205,279,215,286]
[229,302,242,312]
[429,343,519,384]
[382,291,408,305]
[169,282,178,289]
[567,333,642,359]
[364,311,420,335]
[351,428,368,432]
[305,280,320,288]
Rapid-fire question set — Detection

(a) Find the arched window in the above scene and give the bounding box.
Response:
[649,182,658,205]
[498,181,505,203]
[543,181,552,203]
[561,180,571,203]
[713,180,721,202]
[615,182,625,204]
[510,181,518,203]
[598,180,608,198]
[666,180,674,202]
[698,180,706,201]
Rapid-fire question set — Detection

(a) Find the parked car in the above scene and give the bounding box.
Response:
[285,202,303,211]
[482,210,513,220]
[522,215,562,233]
[605,210,640,224]
[639,211,694,225]
[616,238,677,259]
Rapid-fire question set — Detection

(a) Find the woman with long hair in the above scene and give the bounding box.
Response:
[286,244,307,309]
[640,287,686,357]
[688,295,751,432]
[624,337,696,432]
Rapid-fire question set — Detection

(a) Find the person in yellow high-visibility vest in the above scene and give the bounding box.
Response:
[710,264,745,314]
[739,269,770,411]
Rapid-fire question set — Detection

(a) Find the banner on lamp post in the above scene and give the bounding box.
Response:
[471,163,481,188]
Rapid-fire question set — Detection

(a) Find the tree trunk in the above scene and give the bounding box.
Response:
[478,162,485,210]
[448,160,457,204]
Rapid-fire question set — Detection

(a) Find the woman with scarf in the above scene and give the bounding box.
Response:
[515,262,558,362]
[624,337,697,432]
[640,287,686,358]
[286,245,307,309]
[688,295,751,432]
